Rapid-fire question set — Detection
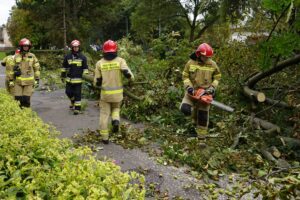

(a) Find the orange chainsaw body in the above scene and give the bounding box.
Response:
[190,88,213,104]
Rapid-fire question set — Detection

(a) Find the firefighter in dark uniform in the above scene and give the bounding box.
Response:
[61,40,88,115]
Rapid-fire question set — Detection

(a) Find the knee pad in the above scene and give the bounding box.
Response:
[180,103,192,116]
[197,110,208,126]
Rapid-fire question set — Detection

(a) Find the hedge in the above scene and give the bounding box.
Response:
[0,90,145,199]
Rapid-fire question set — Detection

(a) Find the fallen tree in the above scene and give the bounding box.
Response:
[243,54,300,107]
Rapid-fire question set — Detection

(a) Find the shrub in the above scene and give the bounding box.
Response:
[0,90,145,199]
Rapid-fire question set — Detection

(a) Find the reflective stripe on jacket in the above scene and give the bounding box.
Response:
[94,57,134,102]
[182,58,221,90]
[62,52,88,84]
[14,53,40,86]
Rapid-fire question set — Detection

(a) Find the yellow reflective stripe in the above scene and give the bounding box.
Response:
[190,65,215,72]
[83,69,89,74]
[16,77,34,81]
[74,101,81,106]
[101,62,120,71]
[214,74,221,78]
[68,60,82,66]
[61,68,67,72]
[112,111,119,118]
[189,65,198,71]
[70,80,82,83]
[100,130,109,139]
[66,78,83,83]
[102,89,123,95]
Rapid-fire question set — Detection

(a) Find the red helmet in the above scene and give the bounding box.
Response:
[71,40,80,47]
[195,43,213,57]
[103,40,117,53]
[19,38,32,48]
[15,49,21,55]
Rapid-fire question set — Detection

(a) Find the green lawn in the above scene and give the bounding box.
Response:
[0,52,7,60]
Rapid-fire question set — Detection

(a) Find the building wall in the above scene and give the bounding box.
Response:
[0,27,13,50]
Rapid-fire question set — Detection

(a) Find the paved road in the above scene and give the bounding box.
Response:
[0,64,204,199]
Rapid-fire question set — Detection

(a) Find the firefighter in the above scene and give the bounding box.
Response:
[94,40,134,144]
[61,39,88,115]
[180,43,221,146]
[13,38,40,108]
[1,49,20,96]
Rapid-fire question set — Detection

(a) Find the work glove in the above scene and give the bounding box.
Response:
[13,65,21,77]
[187,87,194,95]
[122,69,132,79]
[8,81,14,87]
[1,62,6,67]
[35,79,40,88]
[96,78,102,87]
[205,86,215,96]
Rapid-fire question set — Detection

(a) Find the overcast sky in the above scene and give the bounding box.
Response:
[0,0,16,25]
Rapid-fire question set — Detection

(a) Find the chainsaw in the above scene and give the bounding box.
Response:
[190,88,234,112]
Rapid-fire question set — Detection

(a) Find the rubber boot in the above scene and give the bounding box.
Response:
[73,110,80,115]
[69,99,75,110]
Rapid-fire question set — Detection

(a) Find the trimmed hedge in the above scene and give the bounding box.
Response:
[0,90,145,199]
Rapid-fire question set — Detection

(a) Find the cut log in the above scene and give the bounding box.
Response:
[278,136,300,150]
[243,86,266,102]
[260,148,277,163]
[252,117,281,134]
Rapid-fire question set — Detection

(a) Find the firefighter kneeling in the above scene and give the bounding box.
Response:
[94,40,134,144]
[180,43,221,147]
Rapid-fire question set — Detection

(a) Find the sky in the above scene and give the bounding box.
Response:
[0,0,16,25]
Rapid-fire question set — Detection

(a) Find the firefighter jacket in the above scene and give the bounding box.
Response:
[182,57,221,90]
[61,52,88,84]
[14,52,40,86]
[2,55,15,81]
[94,57,134,102]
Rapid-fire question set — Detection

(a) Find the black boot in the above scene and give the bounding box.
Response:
[102,139,109,144]
[112,120,120,133]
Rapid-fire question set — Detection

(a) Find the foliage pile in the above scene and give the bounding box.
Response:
[0,90,145,199]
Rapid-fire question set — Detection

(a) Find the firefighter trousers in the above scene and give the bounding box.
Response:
[180,93,210,137]
[65,82,82,112]
[99,100,121,140]
[14,84,33,108]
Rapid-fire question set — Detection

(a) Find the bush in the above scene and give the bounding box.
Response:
[0,90,145,199]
